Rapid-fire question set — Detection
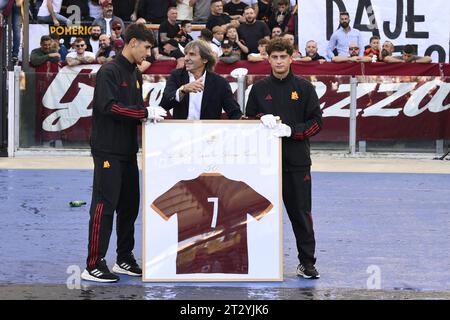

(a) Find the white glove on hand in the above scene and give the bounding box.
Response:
[146,106,167,122]
[273,123,292,138]
[260,114,279,129]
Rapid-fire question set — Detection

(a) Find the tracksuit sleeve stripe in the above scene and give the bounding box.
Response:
[111,104,145,119]
[304,122,320,137]
[293,122,320,140]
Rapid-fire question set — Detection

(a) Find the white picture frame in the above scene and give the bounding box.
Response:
[142,120,282,281]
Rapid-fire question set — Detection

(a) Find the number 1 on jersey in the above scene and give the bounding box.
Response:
[208,197,219,228]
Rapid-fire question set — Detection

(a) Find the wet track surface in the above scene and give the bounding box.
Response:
[1,169,450,299]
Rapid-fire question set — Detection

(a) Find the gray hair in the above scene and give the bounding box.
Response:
[184,40,217,72]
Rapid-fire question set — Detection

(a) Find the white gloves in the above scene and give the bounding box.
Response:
[273,123,292,137]
[146,106,167,122]
[260,114,291,138]
[260,114,279,129]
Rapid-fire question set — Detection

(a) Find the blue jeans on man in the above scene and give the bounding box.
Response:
[12,2,22,59]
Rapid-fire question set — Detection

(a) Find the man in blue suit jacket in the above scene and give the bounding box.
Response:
[161,40,243,120]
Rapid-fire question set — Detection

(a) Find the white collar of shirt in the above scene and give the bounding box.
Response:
[105,18,112,36]
[186,71,206,120]
[188,71,206,84]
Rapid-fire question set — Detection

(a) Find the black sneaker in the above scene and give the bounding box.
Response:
[81,259,120,283]
[112,253,142,276]
[296,264,320,279]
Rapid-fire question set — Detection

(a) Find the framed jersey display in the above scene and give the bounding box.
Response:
[142,120,282,281]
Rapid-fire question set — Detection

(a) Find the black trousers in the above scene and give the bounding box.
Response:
[86,156,140,269]
[282,169,317,266]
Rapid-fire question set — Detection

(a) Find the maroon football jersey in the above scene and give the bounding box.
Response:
[151,173,273,274]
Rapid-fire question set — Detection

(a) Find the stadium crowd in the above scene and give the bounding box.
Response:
[13,0,432,71]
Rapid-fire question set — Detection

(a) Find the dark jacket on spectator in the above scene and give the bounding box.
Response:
[268,8,291,31]
[30,47,59,67]
[92,16,125,35]
[137,0,176,24]
[112,0,136,22]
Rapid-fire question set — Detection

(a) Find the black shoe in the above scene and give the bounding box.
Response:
[296,264,320,279]
[81,258,120,283]
[112,253,142,276]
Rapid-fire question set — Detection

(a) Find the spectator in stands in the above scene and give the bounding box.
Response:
[247,38,269,62]
[286,0,297,34]
[49,33,68,61]
[110,20,124,41]
[10,0,23,64]
[271,0,296,10]
[199,28,222,58]
[37,0,70,25]
[137,0,176,24]
[303,40,326,62]
[326,11,364,60]
[380,40,394,62]
[192,0,210,23]
[225,25,248,57]
[238,6,270,55]
[331,42,371,63]
[212,26,226,49]
[92,0,125,37]
[257,0,272,23]
[161,40,242,120]
[158,7,180,47]
[176,20,194,47]
[88,0,102,20]
[224,0,247,23]
[1,1,24,65]
[206,0,239,31]
[282,32,311,61]
[271,26,282,39]
[381,40,395,57]
[157,39,185,69]
[68,36,77,52]
[268,0,291,32]
[112,38,124,55]
[30,35,61,67]
[96,34,115,64]
[176,0,193,21]
[281,32,311,62]
[219,39,240,64]
[86,24,102,55]
[364,35,380,61]
[384,44,432,63]
[281,32,298,57]
[29,0,44,22]
[112,0,138,22]
[239,0,259,15]
[66,38,96,66]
